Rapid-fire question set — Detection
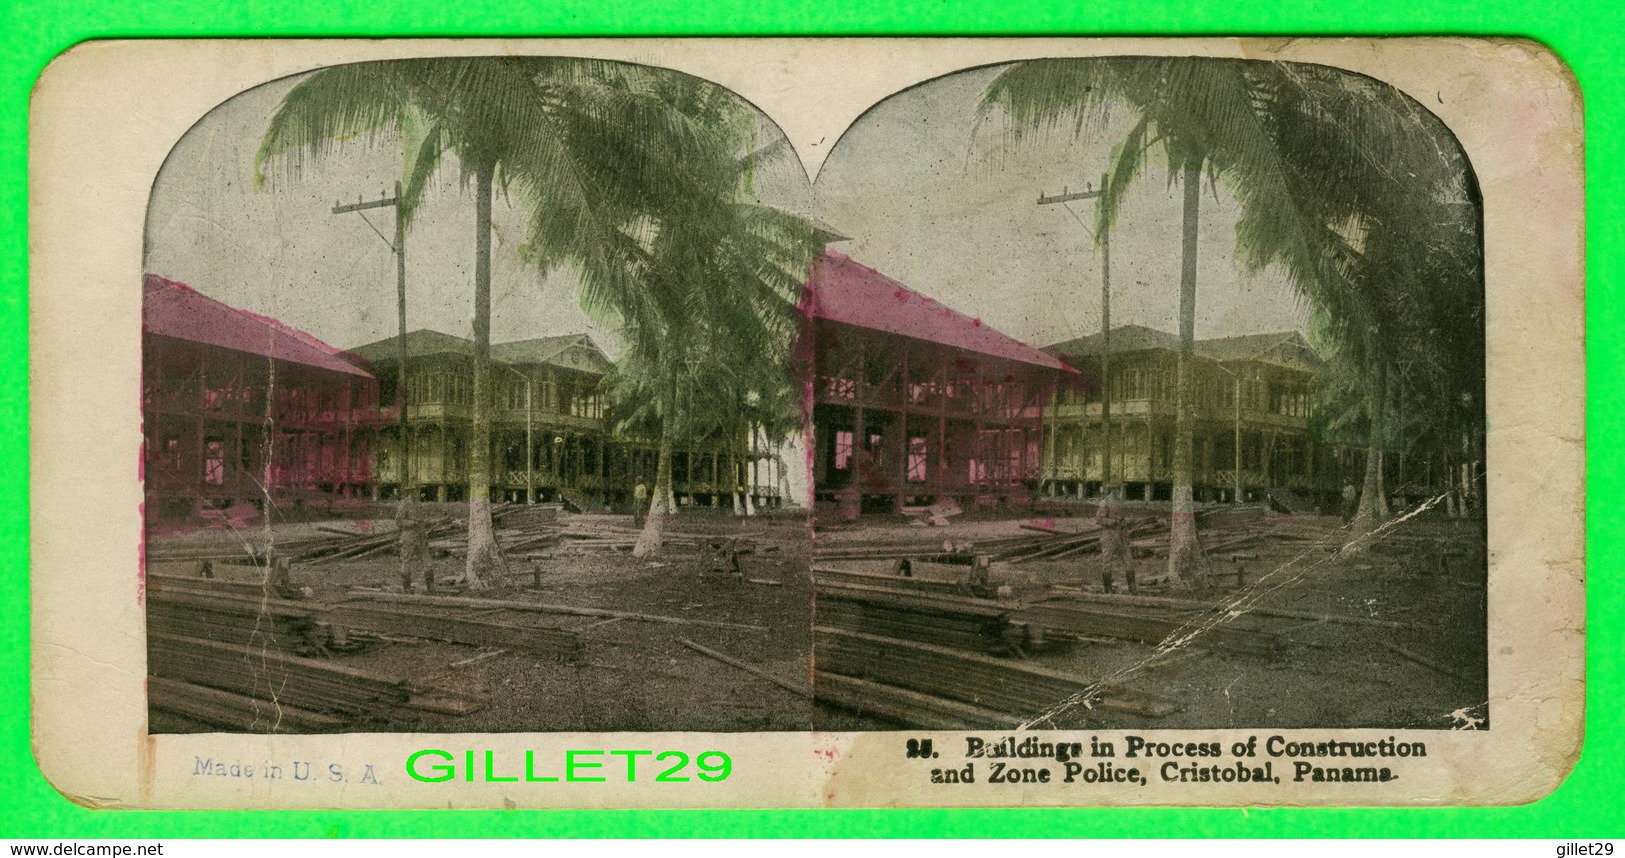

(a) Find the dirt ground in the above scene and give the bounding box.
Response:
[813,509,1489,732]
[147,504,1486,734]
[148,508,817,733]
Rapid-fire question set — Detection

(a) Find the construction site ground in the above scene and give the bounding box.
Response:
[144,503,1487,734]
[147,507,816,733]
[812,505,1489,731]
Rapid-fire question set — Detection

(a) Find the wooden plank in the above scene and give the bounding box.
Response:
[333,605,581,657]
[1018,602,1280,658]
[815,671,1023,729]
[1052,590,1419,631]
[678,638,811,698]
[343,592,769,633]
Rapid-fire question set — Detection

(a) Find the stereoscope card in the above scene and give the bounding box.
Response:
[28,37,1583,809]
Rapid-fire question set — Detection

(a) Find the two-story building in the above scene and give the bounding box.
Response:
[349,330,782,510]
[1041,325,1323,504]
[802,251,1079,515]
[142,274,387,519]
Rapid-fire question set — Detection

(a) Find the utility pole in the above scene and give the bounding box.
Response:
[1213,362,1244,504]
[333,184,410,499]
[1040,173,1114,498]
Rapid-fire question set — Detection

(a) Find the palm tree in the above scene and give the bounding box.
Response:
[1243,62,1482,531]
[987,57,1303,584]
[257,57,749,587]
[986,57,1482,556]
[614,193,821,556]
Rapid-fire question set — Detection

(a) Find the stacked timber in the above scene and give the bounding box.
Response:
[148,676,348,732]
[815,672,1023,729]
[814,626,1180,726]
[813,578,1014,652]
[500,504,563,529]
[1017,599,1282,658]
[145,544,274,564]
[815,545,969,563]
[813,564,985,598]
[148,632,410,730]
[147,576,324,653]
[536,518,702,555]
[332,603,583,659]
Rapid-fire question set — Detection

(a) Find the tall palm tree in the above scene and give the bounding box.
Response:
[613,194,822,556]
[1241,62,1482,532]
[986,57,1482,557]
[987,57,1304,584]
[257,57,748,587]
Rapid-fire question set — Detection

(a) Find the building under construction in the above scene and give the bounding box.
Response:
[142,274,386,520]
[801,251,1079,515]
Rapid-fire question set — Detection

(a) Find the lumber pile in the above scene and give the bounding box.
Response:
[332,603,583,659]
[815,671,1023,729]
[148,676,348,732]
[300,519,462,564]
[522,517,702,556]
[148,632,411,730]
[145,545,272,564]
[344,590,771,632]
[814,626,1180,725]
[1017,599,1282,658]
[814,577,1014,652]
[1051,588,1419,630]
[814,564,985,598]
[147,575,325,653]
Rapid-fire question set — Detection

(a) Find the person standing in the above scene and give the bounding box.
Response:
[1095,487,1133,594]
[633,480,648,528]
[1341,481,1359,524]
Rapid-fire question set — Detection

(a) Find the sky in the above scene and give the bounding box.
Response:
[143,60,1309,361]
[813,65,1308,349]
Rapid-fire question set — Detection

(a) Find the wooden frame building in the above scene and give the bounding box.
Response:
[350,330,784,509]
[1042,325,1324,504]
[802,251,1079,515]
[142,275,385,519]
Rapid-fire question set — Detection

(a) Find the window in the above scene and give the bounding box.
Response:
[834,430,854,471]
[204,440,225,485]
[907,437,928,482]
[827,377,857,400]
[1118,368,1147,400]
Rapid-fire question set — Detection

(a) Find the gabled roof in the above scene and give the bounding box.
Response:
[349,329,474,362]
[1046,325,1320,371]
[493,334,579,365]
[493,334,612,374]
[802,251,1075,373]
[1196,331,1321,368]
[143,274,373,378]
[1046,325,1181,359]
[350,329,610,374]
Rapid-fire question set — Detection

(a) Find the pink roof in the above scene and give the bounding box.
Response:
[143,275,373,378]
[803,251,1076,373]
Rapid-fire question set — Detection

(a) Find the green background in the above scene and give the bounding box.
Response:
[5,0,1613,839]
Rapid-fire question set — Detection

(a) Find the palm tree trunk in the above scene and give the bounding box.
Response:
[1352,327,1388,536]
[729,444,744,516]
[743,432,758,517]
[634,369,680,557]
[633,420,675,557]
[1449,451,1462,520]
[1167,161,1205,586]
[463,166,506,588]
